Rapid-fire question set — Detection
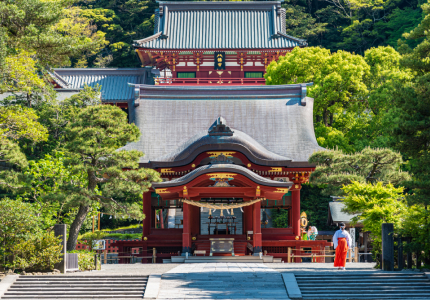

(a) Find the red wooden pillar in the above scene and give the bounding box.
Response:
[142,191,152,238]
[244,206,253,234]
[182,203,191,254]
[291,185,301,239]
[253,201,262,254]
[190,205,200,237]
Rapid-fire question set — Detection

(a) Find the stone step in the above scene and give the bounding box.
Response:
[184,259,264,263]
[11,283,147,287]
[298,282,430,287]
[1,295,144,299]
[302,289,430,294]
[15,279,147,283]
[302,296,430,300]
[9,287,146,291]
[3,275,148,299]
[295,273,426,278]
[296,278,429,283]
[17,277,148,281]
[295,272,430,300]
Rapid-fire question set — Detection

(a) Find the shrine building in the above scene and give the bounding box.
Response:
[52,0,331,262]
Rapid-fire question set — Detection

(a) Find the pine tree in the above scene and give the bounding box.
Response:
[309,147,410,196]
[62,105,161,250]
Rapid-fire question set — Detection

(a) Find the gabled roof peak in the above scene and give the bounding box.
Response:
[208,117,234,136]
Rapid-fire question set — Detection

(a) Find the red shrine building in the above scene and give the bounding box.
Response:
[52,0,331,262]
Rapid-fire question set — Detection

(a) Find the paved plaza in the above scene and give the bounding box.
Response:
[157,263,289,300]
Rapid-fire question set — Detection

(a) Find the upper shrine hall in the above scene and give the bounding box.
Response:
[134,0,307,85]
[51,0,331,262]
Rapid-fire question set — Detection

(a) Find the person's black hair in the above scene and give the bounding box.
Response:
[339,222,345,227]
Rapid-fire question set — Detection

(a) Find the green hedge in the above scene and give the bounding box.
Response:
[67,250,100,271]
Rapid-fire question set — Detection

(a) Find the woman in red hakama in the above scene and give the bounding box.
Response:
[333,222,352,270]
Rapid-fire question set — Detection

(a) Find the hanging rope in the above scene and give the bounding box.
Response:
[180,198,265,216]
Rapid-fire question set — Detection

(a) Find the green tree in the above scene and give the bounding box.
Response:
[77,0,157,67]
[9,231,62,272]
[309,147,410,196]
[0,0,108,106]
[0,106,48,191]
[265,47,370,152]
[342,181,407,259]
[61,105,161,250]
[383,1,430,264]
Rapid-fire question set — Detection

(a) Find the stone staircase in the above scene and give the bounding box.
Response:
[1,275,148,299]
[295,272,430,299]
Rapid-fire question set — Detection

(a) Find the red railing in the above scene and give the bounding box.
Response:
[155,77,266,86]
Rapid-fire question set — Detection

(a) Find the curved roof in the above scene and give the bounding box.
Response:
[151,117,291,167]
[152,164,293,188]
[120,83,324,165]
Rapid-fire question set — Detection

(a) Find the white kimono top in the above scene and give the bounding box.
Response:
[333,229,352,249]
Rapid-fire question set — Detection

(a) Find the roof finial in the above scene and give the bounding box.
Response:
[208,117,234,136]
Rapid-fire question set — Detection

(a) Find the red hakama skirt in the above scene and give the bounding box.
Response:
[334,238,348,267]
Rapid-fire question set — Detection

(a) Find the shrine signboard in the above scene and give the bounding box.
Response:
[214,52,226,70]
[209,238,234,256]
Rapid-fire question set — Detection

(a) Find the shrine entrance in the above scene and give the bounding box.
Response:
[151,164,292,256]
[200,198,243,236]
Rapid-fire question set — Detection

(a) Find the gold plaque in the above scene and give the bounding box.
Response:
[207,151,236,158]
[206,173,237,180]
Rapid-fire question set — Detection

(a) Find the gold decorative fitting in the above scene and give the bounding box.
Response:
[207,151,235,158]
[161,168,175,174]
[209,71,213,75]
[216,71,223,76]
[274,188,289,193]
[191,164,196,168]
[206,173,237,180]
[247,236,251,240]
[295,184,299,189]
[256,186,261,197]
[247,163,251,168]
[295,236,299,240]
[192,237,196,241]
[143,237,148,241]
[155,189,169,194]
[268,167,282,172]
[228,71,231,75]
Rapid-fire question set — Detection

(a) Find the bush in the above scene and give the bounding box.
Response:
[68,250,100,271]
[9,231,62,272]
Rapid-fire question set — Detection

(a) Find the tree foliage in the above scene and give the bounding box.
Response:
[61,105,161,250]
[0,198,62,271]
[309,147,410,196]
[342,181,407,257]
[265,47,370,152]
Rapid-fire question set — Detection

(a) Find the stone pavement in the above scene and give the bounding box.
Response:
[157,263,289,300]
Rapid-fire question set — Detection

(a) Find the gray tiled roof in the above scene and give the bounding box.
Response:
[152,164,293,188]
[121,84,325,164]
[53,68,151,101]
[135,1,306,49]
[328,202,361,223]
[154,126,290,162]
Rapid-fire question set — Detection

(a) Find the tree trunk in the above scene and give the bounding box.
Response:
[66,204,91,251]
